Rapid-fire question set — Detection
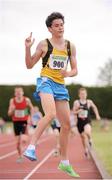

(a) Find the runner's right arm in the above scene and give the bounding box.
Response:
[73,100,83,115]
[25,32,46,69]
[8,99,15,116]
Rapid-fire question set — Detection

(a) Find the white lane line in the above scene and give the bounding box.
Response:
[0,136,52,160]
[0,150,17,160]
[0,135,51,148]
[23,149,54,180]
[0,142,16,148]
[36,136,51,144]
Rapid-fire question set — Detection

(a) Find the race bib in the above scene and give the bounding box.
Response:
[15,110,25,118]
[49,54,68,70]
[78,110,88,119]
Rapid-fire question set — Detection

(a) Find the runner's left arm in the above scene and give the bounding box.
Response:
[89,100,101,120]
[61,43,78,77]
[8,98,15,116]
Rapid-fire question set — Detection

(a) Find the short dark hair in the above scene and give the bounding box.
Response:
[45,12,64,27]
[78,87,87,94]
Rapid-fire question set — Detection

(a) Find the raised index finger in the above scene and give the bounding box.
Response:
[26,32,32,40]
[29,32,32,38]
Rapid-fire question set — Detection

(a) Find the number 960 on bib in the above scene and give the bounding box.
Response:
[49,54,68,70]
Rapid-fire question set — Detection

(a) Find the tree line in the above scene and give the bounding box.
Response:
[0,84,112,121]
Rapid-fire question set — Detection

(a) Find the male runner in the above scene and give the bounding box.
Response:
[73,87,100,158]
[8,87,33,162]
[23,12,79,177]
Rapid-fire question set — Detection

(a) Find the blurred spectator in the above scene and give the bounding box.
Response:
[70,110,78,136]
[0,117,5,134]
[31,106,43,129]
[100,118,110,132]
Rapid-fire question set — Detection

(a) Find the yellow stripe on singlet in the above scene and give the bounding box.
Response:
[40,48,68,84]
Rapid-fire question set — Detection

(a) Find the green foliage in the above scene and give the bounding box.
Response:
[98,58,112,86]
[92,121,112,175]
[87,87,112,118]
[0,84,112,121]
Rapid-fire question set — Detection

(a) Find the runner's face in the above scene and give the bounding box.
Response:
[49,19,64,37]
[15,88,24,98]
[79,90,87,100]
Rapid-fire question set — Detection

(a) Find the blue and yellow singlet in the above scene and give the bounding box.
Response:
[40,39,70,84]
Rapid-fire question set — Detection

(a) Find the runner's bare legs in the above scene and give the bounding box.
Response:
[56,100,71,160]
[29,93,56,145]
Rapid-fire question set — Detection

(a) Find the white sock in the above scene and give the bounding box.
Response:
[27,144,35,150]
[61,160,70,166]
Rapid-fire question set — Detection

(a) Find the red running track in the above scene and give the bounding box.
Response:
[0,133,102,179]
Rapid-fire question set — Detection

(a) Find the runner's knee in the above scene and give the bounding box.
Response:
[81,132,87,139]
[84,126,91,135]
[45,111,56,121]
[61,121,70,131]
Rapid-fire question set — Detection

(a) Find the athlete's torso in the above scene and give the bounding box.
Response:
[12,97,29,121]
[40,39,70,84]
[77,100,90,122]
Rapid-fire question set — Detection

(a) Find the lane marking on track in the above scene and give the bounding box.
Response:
[0,135,51,148]
[0,136,53,160]
[23,149,54,180]
[0,142,16,148]
[0,169,98,174]
[0,150,17,160]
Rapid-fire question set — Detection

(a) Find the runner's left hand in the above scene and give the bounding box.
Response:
[96,115,101,121]
[60,69,68,77]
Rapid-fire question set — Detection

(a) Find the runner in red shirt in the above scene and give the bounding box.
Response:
[8,87,33,162]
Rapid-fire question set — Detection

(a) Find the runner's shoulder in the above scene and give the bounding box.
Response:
[10,98,14,102]
[87,99,93,104]
[73,100,80,106]
[24,97,31,102]
[66,40,76,48]
[87,99,93,107]
[37,39,48,51]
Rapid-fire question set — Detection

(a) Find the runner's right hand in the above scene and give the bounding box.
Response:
[10,104,16,112]
[96,115,101,121]
[25,32,35,48]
